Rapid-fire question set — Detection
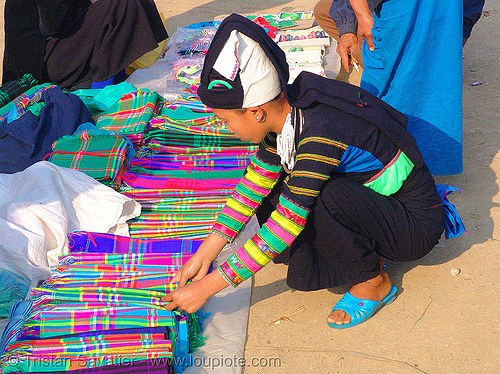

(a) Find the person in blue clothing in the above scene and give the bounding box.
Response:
[314,0,467,176]
[315,0,485,72]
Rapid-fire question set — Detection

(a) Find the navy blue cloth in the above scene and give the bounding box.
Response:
[0,86,94,173]
[463,0,485,38]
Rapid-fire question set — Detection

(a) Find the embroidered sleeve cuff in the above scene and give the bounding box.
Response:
[210,228,235,243]
[217,265,239,287]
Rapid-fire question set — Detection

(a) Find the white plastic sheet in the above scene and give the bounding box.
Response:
[184,216,259,374]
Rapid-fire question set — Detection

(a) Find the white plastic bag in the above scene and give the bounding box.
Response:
[0,161,141,284]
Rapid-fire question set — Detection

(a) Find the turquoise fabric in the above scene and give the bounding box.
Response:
[0,269,30,318]
[72,82,137,114]
[360,0,463,175]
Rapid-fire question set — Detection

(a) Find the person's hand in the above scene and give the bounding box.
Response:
[163,270,229,313]
[356,12,375,51]
[337,33,359,72]
[161,232,230,313]
[170,254,212,288]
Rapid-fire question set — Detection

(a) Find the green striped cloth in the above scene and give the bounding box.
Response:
[49,129,129,188]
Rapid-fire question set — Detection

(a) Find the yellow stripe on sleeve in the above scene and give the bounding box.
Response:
[246,166,276,190]
[225,197,254,217]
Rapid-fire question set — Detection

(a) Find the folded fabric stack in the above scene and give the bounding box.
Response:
[118,23,256,240]
[68,231,202,254]
[159,93,213,114]
[93,88,163,149]
[0,232,206,373]
[49,129,131,188]
[121,113,257,239]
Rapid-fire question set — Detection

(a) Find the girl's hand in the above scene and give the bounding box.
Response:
[163,270,229,313]
[171,254,212,287]
[171,232,229,287]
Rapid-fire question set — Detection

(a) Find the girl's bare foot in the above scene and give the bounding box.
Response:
[327,264,393,326]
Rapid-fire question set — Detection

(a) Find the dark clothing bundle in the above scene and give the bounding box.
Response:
[0,86,94,173]
[2,0,168,90]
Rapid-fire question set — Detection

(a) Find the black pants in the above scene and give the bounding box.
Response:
[256,166,445,291]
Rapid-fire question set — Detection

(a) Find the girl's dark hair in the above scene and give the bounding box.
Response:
[234,92,283,114]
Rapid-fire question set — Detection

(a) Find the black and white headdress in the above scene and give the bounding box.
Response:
[198,13,289,109]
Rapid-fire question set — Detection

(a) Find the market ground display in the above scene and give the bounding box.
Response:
[0,0,499,373]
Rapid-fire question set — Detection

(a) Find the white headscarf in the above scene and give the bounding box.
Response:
[212,30,281,108]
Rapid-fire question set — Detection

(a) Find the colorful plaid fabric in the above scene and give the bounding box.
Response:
[59,253,192,267]
[146,121,252,148]
[42,253,193,292]
[120,122,256,239]
[121,187,235,202]
[51,264,183,273]
[0,301,33,354]
[0,74,38,109]
[156,105,216,126]
[27,358,175,374]
[68,231,202,254]
[160,94,213,114]
[49,130,129,188]
[127,222,214,240]
[93,89,161,137]
[0,83,55,123]
[19,305,177,339]
[0,299,193,372]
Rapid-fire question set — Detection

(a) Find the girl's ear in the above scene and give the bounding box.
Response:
[247,106,264,120]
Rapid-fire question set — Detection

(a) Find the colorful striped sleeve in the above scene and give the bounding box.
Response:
[210,134,283,242]
[218,129,348,286]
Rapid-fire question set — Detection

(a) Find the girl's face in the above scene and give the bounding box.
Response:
[212,108,269,144]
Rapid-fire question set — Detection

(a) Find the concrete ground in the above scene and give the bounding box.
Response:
[1,0,499,373]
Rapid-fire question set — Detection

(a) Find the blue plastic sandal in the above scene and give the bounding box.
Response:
[327,286,398,329]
